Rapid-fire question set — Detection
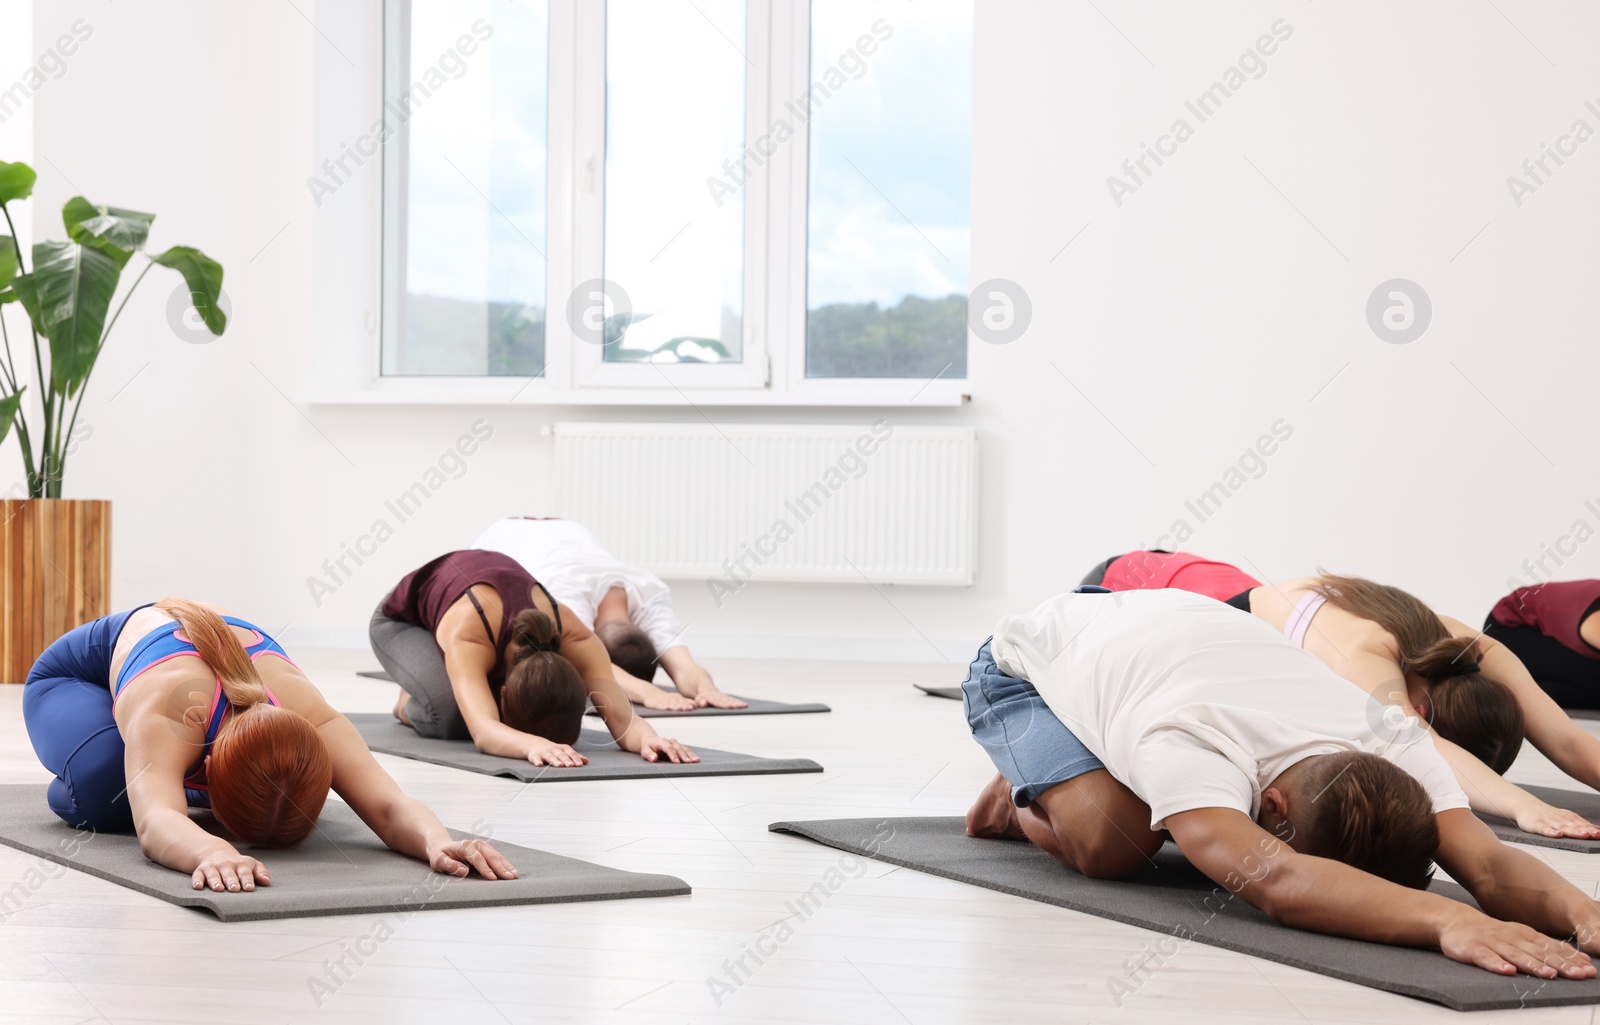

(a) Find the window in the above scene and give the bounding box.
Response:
[603,0,745,366]
[806,0,971,379]
[379,0,970,398]
[382,1,548,377]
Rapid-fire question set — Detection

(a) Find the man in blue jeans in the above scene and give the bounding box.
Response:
[961,586,1600,979]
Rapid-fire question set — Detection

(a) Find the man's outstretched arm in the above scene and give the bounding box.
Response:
[657,646,747,709]
[1436,807,1600,953]
[609,663,695,711]
[1165,807,1593,978]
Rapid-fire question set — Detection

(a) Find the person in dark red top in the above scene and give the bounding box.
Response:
[1485,581,1600,709]
[372,551,698,768]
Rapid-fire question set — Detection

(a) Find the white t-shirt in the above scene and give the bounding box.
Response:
[469,519,687,653]
[990,588,1468,830]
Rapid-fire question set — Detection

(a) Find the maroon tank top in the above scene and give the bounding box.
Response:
[1489,580,1600,660]
[381,550,561,693]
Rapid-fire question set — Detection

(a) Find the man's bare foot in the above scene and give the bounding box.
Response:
[392,689,412,726]
[966,773,1027,840]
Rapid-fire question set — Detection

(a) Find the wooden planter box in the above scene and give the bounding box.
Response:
[1,499,111,683]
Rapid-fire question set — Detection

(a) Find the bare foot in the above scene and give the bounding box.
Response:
[392,689,412,726]
[966,773,1027,840]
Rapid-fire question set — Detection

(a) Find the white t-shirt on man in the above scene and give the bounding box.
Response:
[470,518,687,654]
[990,588,1469,830]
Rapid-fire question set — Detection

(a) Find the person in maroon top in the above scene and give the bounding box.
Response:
[371,551,697,767]
[1486,581,1600,709]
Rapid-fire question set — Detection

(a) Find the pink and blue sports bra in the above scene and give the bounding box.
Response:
[113,615,291,806]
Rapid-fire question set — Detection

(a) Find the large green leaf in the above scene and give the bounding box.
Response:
[0,162,35,205]
[152,246,226,335]
[0,387,21,448]
[10,241,122,397]
[63,197,155,268]
[0,235,16,289]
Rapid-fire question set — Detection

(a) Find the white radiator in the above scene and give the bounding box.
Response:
[556,422,977,585]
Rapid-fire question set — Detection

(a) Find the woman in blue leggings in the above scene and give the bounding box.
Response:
[25,598,517,894]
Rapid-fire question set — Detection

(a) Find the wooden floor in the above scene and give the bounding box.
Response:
[2,652,1599,1025]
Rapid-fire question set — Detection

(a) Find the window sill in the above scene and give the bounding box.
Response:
[304,384,970,408]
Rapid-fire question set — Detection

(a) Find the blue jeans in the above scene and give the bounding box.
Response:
[961,587,1110,807]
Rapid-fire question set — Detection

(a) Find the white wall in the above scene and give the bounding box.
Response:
[20,1,1600,667]
[0,0,32,494]
[0,0,30,193]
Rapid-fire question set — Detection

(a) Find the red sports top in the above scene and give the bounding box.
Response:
[1101,550,1263,603]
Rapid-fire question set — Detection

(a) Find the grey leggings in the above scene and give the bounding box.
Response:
[368,603,473,741]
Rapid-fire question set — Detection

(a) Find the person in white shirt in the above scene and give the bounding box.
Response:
[962,586,1600,980]
[471,518,744,710]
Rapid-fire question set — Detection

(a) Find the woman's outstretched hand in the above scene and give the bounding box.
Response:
[639,736,699,764]
[429,838,519,880]
[693,689,748,710]
[527,740,589,767]
[1517,801,1600,840]
[191,851,270,892]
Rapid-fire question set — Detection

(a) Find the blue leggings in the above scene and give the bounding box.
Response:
[22,609,143,832]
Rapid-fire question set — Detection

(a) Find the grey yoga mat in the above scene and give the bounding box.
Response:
[0,784,688,923]
[1479,784,1600,853]
[348,713,822,782]
[359,670,830,717]
[915,684,963,700]
[586,686,830,718]
[769,815,1600,1011]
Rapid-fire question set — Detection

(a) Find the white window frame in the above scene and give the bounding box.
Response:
[352,0,967,408]
[568,0,770,390]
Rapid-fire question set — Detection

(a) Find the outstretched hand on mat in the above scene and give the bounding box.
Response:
[528,740,589,767]
[191,850,270,892]
[429,837,519,880]
[694,690,749,710]
[639,688,697,712]
[1516,800,1600,840]
[671,665,748,710]
[1440,917,1593,978]
[640,737,699,764]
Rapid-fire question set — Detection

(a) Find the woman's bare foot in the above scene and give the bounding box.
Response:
[392,689,412,726]
[966,773,1027,840]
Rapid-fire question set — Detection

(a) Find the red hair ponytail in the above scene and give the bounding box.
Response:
[155,598,333,846]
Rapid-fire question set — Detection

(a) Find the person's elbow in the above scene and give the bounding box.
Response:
[458,718,496,753]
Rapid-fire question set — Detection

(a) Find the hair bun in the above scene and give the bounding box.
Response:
[1410,635,1484,684]
[510,607,560,654]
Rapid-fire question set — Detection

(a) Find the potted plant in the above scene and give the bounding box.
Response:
[0,159,226,681]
